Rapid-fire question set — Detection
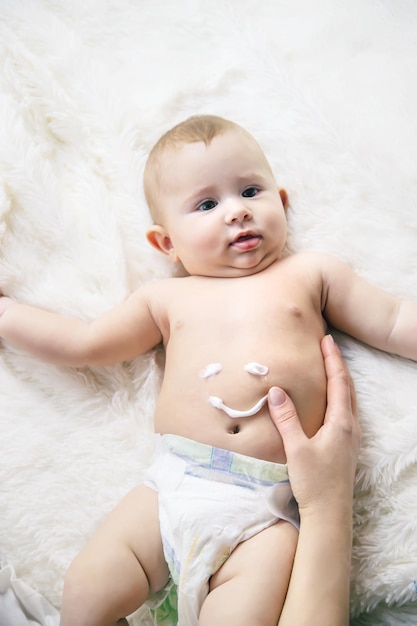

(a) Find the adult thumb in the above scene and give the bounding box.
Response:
[268,387,304,442]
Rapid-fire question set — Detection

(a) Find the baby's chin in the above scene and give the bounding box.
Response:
[181,251,282,279]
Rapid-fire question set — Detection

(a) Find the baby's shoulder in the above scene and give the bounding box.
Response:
[139,275,196,304]
[276,252,351,293]
[282,250,339,274]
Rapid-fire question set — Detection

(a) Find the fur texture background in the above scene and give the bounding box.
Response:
[1,1,417,624]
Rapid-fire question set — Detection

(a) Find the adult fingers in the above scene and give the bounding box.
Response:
[321,335,361,448]
[321,335,356,422]
[268,386,306,454]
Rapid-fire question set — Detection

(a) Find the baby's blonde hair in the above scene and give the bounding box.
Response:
[144,115,240,222]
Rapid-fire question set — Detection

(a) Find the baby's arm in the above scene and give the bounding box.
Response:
[317,253,417,361]
[387,300,417,359]
[0,286,163,367]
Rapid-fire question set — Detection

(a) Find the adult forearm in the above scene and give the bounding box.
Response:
[279,509,352,626]
[0,297,90,365]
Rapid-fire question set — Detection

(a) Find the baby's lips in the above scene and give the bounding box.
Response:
[231,233,261,250]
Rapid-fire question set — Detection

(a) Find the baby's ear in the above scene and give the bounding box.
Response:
[279,188,288,210]
[146,226,179,263]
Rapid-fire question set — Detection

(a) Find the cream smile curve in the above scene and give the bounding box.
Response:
[208,393,268,418]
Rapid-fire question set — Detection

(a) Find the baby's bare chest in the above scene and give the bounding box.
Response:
[163,277,326,407]
[168,276,323,348]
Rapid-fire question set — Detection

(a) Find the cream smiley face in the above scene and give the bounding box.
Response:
[199,362,269,418]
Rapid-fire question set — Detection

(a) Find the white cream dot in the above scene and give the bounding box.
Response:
[199,363,223,379]
[244,362,269,376]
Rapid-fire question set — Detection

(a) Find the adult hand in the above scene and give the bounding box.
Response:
[271,335,360,626]
[268,334,361,515]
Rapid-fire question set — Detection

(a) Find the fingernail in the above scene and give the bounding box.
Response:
[269,387,286,406]
[327,334,334,344]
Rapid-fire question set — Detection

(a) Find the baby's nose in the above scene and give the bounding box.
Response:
[225,199,252,224]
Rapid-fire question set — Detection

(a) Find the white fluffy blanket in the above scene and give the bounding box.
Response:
[1,1,417,624]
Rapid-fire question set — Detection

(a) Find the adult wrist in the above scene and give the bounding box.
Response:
[299,499,353,528]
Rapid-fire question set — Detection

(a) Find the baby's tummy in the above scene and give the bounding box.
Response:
[155,403,287,462]
[154,358,327,464]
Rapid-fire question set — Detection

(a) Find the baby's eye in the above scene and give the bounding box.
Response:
[242,187,259,198]
[197,199,217,212]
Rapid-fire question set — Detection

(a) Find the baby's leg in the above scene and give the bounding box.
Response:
[199,520,298,626]
[60,485,169,626]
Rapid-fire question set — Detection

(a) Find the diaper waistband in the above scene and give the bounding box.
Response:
[161,434,289,487]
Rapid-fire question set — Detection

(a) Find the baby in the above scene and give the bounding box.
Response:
[0,114,416,626]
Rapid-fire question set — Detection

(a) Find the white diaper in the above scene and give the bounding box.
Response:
[144,434,299,626]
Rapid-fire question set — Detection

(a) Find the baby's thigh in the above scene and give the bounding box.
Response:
[92,484,169,591]
[206,521,298,624]
[61,485,169,623]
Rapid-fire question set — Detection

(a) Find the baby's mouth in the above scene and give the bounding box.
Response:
[231,233,261,250]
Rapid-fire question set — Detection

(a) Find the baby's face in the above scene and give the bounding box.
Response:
[155,129,287,278]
